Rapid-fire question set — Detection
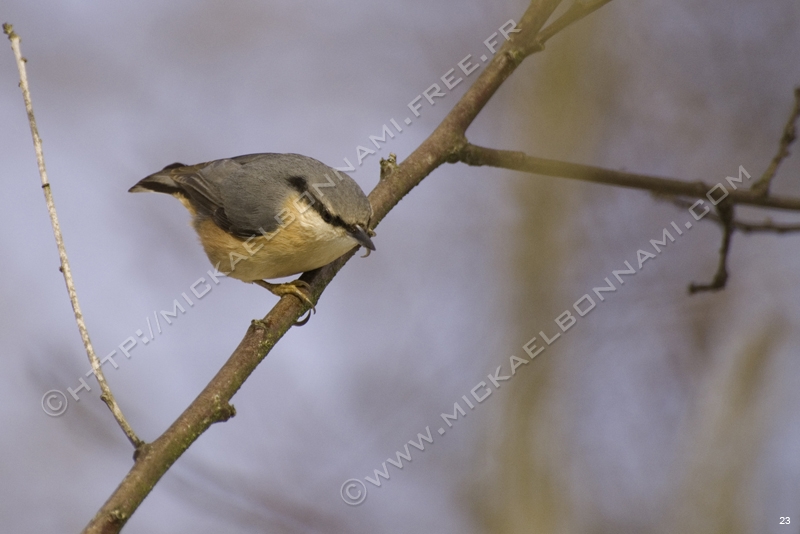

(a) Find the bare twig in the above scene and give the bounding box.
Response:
[4,23,143,450]
[751,87,800,195]
[689,202,735,294]
[662,197,800,234]
[728,219,800,234]
[457,143,800,212]
[537,0,615,46]
[379,152,398,181]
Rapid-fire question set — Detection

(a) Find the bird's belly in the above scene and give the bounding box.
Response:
[194,217,356,281]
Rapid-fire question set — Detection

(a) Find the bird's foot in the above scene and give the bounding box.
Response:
[254,279,316,320]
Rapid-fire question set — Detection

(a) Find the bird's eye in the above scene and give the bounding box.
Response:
[321,211,332,224]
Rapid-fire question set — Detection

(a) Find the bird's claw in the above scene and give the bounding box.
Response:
[255,279,317,325]
[294,308,313,327]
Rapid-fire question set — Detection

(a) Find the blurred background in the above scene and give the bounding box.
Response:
[1,1,799,532]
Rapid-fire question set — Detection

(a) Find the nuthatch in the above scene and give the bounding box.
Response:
[129,153,375,314]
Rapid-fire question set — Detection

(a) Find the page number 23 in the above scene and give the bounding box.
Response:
[780,517,791,525]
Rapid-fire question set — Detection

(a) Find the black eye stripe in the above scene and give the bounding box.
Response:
[287,175,307,193]
[286,176,347,228]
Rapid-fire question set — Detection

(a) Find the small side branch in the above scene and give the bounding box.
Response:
[662,197,800,234]
[457,143,800,211]
[689,202,734,294]
[4,23,143,449]
[751,87,800,195]
[537,0,615,46]
[730,219,800,234]
[379,153,398,181]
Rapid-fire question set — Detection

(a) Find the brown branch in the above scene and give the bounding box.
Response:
[457,143,800,212]
[751,86,800,195]
[79,1,580,532]
[689,202,734,294]
[4,23,143,449]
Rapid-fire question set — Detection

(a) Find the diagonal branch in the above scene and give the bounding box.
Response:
[4,23,143,450]
[79,1,596,532]
[751,87,800,195]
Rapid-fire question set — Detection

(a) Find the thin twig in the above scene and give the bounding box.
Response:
[751,87,800,195]
[537,0,614,46]
[663,197,800,234]
[689,202,735,294]
[457,143,800,212]
[4,23,143,449]
[728,219,800,234]
[379,152,398,181]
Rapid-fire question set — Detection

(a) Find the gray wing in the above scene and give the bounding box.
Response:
[132,152,372,238]
[178,156,288,237]
[199,153,373,237]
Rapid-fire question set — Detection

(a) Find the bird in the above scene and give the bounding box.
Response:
[129,153,375,316]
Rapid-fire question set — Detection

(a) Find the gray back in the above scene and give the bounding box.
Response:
[168,153,372,237]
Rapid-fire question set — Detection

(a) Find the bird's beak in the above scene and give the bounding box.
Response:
[349,225,376,251]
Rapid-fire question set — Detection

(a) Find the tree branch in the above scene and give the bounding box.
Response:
[80,1,586,532]
[728,219,800,234]
[751,86,800,195]
[4,23,143,450]
[689,202,734,294]
[457,143,800,212]
[663,197,800,234]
